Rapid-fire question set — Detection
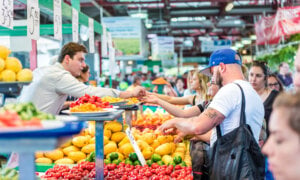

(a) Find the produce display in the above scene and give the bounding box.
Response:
[42,161,193,180]
[102,96,140,105]
[0,45,33,82]
[70,94,112,112]
[132,109,173,131]
[0,103,55,128]
[0,168,19,180]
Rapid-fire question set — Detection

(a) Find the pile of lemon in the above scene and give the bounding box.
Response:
[0,45,33,82]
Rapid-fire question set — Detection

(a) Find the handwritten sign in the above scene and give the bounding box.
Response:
[125,128,146,166]
[126,66,132,75]
[53,0,62,40]
[0,0,13,29]
[153,65,159,73]
[27,0,40,40]
[88,18,95,53]
[72,8,78,42]
[142,65,148,73]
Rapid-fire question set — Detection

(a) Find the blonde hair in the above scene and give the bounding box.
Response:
[187,69,196,90]
[193,71,210,101]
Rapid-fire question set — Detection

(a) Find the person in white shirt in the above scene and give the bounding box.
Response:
[19,42,145,114]
[159,48,264,146]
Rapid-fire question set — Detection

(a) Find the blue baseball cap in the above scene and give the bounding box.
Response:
[200,48,242,76]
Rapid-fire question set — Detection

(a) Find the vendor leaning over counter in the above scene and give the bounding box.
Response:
[18,42,146,114]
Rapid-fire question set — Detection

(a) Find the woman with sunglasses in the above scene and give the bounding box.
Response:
[268,73,284,92]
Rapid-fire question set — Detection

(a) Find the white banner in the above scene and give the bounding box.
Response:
[72,8,78,42]
[27,0,40,40]
[53,0,62,40]
[0,0,13,29]
[89,18,95,53]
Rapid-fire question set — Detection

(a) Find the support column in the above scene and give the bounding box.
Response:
[30,40,37,70]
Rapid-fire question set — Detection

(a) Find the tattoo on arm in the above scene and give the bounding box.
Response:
[203,108,224,127]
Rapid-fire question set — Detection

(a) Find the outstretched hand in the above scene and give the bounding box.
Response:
[132,86,146,98]
[141,94,160,104]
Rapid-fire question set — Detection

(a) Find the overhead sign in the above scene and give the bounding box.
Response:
[151,36,174,61]
[153,65,159,73]
[142,65,148,73]
[103,17,147,60]
[88,18,95,53]
[53,0,62,40]
[27,0,40,40]
[126,66,132,74]
[72,8,78,42]
[201,40,232,53]
[0,0,13,29]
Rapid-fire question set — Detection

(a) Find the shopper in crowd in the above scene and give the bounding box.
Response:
[173,77,185,97]
[262,92,300,180]
[294,45,300,91]
[147,72,209,109]
[159,49,264,178]
[18,42,145,114]
[127,76,142,91]
[143,72,214,179]
[278,62,293,88]
[183,70,196,97]
[249,61,279,134]
[268,73,284,92]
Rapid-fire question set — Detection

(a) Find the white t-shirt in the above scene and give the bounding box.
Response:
[208,80,264,146]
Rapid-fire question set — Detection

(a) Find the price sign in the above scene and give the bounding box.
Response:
[72,8,78,42]
[126,66,132,75]
[27,0,40,40]
[125,128,146,166]
[53,0,62,40]
[88,18,95,53]
[153,65,159,73]
[101,24,108,57]
[0,0,13,29]
[109,47,115,76]
[142,65,148,73]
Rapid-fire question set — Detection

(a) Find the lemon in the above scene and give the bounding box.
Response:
[55,158,74,165]
[0,45,11,59]
[5,57,22,73]
[81,144,95,154]
[17,69,33,82]
[44,149,64,161]
[0,58,5,71]
[72,136,89,148]
[68,151,86,162]
[1,69,16,82]
[62,145,80,156]
[35,157,52,164]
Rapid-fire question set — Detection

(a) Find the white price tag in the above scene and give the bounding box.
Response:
[0,0,13,29]
[72,8,78,42]
[107,32,112,49]
[126,66,132,75]
[27,1,40,40]
[153,65,159,73]
[125,128,146,166]
[142,65,148,73]
[101,25,108,57]
[109,47,115,76]
[88,18,95,53]
[53,0,62,40]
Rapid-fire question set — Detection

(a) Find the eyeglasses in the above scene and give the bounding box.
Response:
[268,82,279,87]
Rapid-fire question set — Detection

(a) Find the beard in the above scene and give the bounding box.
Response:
[215,70,223,87]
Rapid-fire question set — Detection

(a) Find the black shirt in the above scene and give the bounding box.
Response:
[264,90,279,133]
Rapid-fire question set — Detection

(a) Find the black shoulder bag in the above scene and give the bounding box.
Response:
[209,83,265,180]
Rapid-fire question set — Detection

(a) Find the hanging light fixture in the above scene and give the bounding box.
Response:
[225,2,234,12]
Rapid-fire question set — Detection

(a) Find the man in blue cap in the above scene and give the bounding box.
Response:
[159,48,264,150]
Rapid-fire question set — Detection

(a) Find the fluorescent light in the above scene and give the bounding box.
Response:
[128,61,133,65]
[250,35,256,40]
[225,2,234,12]
[242,38,251,45]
